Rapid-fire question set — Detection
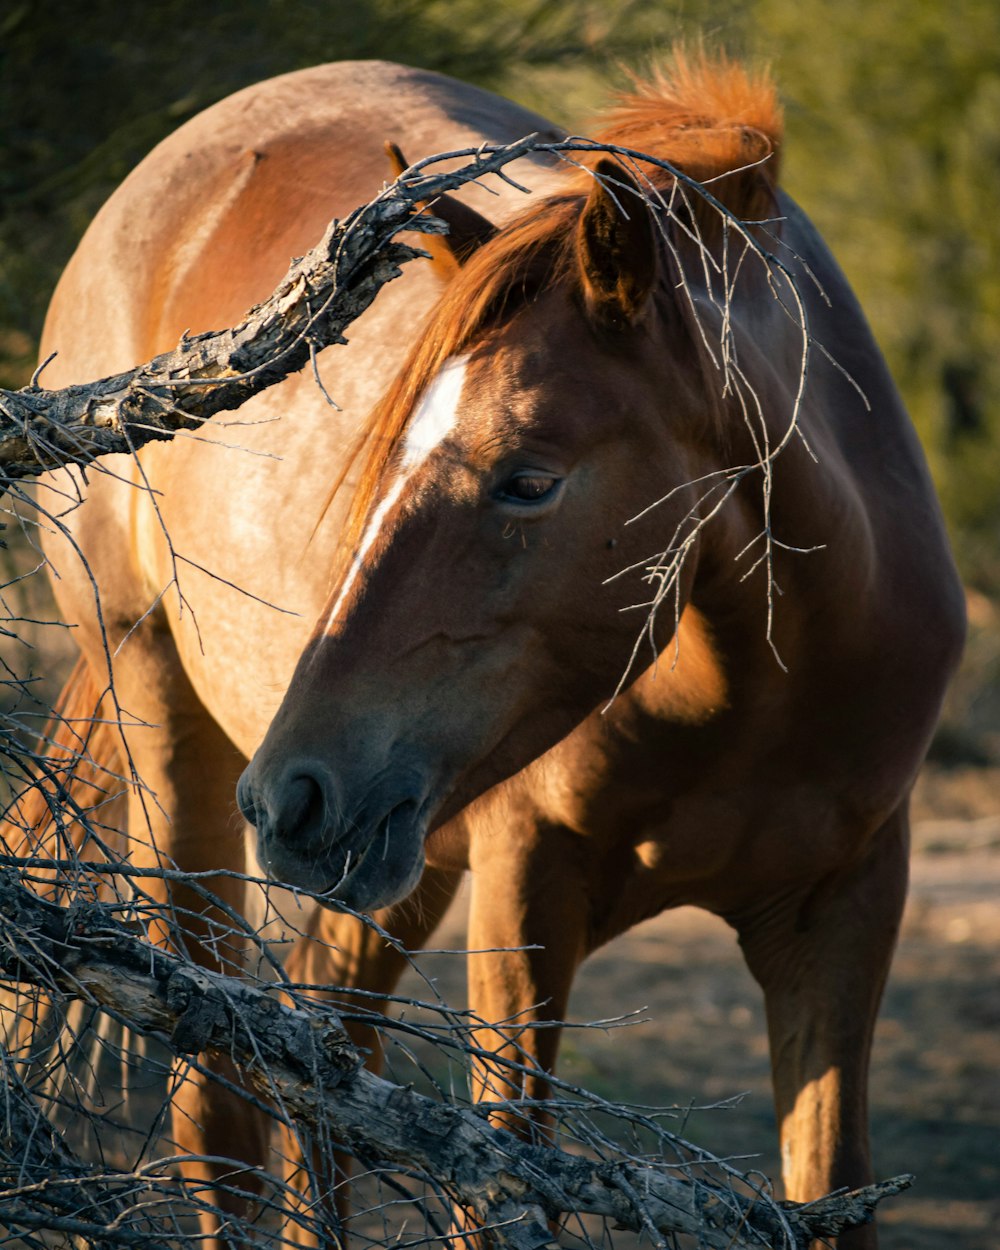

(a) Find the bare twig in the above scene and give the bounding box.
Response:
[0,869,909,1250]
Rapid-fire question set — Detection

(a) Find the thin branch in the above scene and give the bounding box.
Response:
[0,869,909,1250]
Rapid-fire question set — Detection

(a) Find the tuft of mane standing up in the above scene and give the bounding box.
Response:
[598,49,783,187]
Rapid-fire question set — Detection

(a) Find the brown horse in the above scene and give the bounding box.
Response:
[23,53,963,1249]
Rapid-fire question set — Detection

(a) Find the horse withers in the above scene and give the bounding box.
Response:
[24,53,963,1248]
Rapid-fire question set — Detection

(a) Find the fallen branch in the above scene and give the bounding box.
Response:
[0,136,548,480]
[0,869,910,1250]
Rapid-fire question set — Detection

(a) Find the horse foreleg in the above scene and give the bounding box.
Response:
[466,823,589,1132]
[109,648,270,1250]
[278,864,464,1247]
[736,805,910,1250]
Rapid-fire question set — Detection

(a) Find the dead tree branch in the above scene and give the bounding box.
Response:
[0,134,795,488]
[0,136,549,480]
[0,869,910,1250]
[0,1041,159,1250]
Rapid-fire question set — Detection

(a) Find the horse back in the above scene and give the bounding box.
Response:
[43,61,564,377]
[37,62,562,748]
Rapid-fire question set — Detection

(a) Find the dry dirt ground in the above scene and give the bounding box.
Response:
[390,763,1000,1250]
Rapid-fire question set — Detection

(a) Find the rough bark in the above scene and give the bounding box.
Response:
[0,870,911,1250]
[0,135,543,481]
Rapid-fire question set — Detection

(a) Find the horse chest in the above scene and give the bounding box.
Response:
[508,686,886,935]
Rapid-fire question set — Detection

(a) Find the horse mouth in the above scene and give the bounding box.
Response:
[314,797,427,912]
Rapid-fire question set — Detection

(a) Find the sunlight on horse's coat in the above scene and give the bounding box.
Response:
[630,606,728,724]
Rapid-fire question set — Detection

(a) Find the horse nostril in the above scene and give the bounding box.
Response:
[238,763,329,850]
[279,772,327,845]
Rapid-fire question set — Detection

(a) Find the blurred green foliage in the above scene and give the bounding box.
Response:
[757,0,1000,592]
[2,0,998,588]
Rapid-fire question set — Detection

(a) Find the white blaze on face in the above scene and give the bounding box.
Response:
[323,355,469,631]
[400,355,468,469]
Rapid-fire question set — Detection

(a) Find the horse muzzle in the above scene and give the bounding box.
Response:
[237,761,429,912]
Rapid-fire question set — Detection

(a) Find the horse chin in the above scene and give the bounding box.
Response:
[256,812,428,914]
[320,832,426,913]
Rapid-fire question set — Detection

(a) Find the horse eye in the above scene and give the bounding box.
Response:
[495,473,560,504]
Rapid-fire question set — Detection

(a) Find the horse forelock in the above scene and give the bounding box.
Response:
[328,49,783,589]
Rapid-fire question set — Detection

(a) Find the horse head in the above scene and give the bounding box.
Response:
[238,161,746,908]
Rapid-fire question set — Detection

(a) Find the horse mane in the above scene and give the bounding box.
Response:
[331,49,783,579]
[595,49,782,217]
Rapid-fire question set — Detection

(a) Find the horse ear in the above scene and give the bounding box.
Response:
[576,158,656,327]
[386,140,497,279]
